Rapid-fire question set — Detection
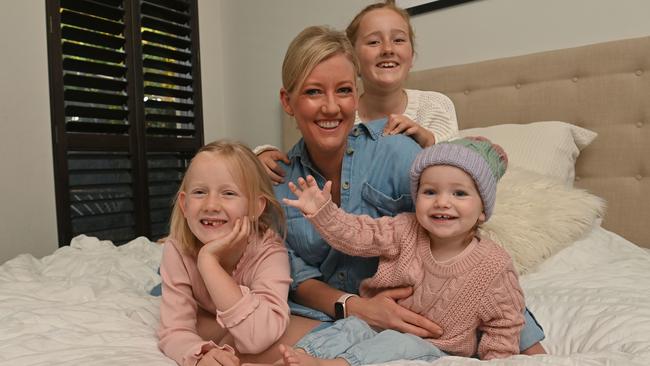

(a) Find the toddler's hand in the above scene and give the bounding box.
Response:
[283,175,331,215]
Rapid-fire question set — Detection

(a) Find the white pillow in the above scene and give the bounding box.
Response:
[459,121,597,186]
[480,167,606,274]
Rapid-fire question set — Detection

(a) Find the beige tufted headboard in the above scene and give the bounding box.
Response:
[404,36,649,247]
[282,36,649,247]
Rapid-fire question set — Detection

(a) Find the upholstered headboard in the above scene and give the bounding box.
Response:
[405,36,649,247]
[282,36,649,247]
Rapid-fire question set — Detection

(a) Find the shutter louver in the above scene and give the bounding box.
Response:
[139,0,202,242]
[141,0,197,138]
[60,0,129,135]
[68,151,136,243]
[147,152,192,239]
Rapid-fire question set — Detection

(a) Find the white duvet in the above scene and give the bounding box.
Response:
[1,228,649,366]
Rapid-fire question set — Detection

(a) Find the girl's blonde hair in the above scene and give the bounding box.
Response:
[282,25,359,95]
[169,140,286,256]
[345,0,416,54]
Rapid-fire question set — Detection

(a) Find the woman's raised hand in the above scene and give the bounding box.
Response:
[258,150,290,184]
[347,286,443,339]
[385,114,436,147]
[282,175,332,215]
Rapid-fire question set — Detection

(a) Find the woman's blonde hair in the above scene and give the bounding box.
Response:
[282,25,359,94]
[169,140,286,255]
[345,0,416,54]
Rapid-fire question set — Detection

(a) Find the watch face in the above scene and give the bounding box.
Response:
[334,301,345,320]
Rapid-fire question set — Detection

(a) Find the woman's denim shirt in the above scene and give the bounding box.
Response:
[273,119,421,320]
[272,119,546,348]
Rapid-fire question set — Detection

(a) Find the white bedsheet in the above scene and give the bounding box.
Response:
[0,229,649,366]
[0,235,172,366]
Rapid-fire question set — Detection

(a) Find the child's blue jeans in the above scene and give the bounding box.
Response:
[294,316,447,366]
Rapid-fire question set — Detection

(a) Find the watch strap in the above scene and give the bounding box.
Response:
[334,293,359,320]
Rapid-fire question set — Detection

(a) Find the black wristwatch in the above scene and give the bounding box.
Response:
[334,293,359,320]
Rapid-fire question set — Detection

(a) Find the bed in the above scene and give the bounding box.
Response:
[2,36,649,365]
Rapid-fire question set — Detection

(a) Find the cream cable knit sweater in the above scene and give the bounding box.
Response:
[355,89,459,144]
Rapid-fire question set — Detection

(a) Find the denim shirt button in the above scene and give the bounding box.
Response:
[353,128,360,137]
[337,272,346,280]
[346,148,354,155]
[342,181,350,190]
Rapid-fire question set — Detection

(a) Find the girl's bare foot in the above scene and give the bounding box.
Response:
[278,344,348,366]
[279,344,304,366]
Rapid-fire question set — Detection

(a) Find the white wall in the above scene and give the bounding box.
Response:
[408,0,650,71]
[211,0,369,148]
[1,0,649,263]
[197,0,226,144]
[0,1,58,263]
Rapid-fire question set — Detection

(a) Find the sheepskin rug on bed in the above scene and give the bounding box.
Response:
[479,167,606,274]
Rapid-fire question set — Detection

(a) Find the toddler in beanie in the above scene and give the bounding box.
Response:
[410,137,508,220]
[281,136,525,361]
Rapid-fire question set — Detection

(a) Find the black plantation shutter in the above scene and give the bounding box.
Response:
[46,0,203,246]
[141,0,202,240]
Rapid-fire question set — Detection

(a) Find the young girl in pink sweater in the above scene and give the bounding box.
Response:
[280,137,525,366]
[157,140,291,366]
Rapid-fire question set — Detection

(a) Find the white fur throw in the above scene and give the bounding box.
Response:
[479,167,606,274]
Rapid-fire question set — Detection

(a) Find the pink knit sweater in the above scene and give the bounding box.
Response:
[157,230,291,366]
[309,201,525,360]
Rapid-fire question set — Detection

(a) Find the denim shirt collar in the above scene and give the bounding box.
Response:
[356,118,386,140]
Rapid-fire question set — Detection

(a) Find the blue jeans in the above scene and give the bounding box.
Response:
[288,300,545,353]
[295,309,544,364]
[519,308,545,351]
[295,317,446,366]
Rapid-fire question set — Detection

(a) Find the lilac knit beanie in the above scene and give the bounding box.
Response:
[409,137,508,220]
